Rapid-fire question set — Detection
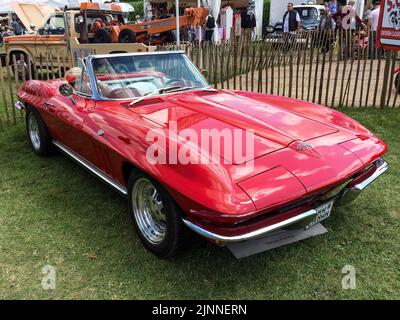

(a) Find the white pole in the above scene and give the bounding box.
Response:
[175,0,180,48]
[198,0,203,69]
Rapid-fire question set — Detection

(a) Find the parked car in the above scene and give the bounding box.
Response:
[266,5,325,34]
[4,2,155,79]
[15,51,388,257]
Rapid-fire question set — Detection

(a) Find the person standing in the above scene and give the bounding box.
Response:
[282,3,301,49]
[283,3,301,34]
[328,0,338,15]
[319,9,335,53]
[368,1,381,59]
[332,4,366,59]
[10,15,22,36]
[204,14,216,44]
[363,4,374,21]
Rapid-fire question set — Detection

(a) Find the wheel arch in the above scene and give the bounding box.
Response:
[8,48,36,65]
[121,161,140,186]
[120,161,187,215]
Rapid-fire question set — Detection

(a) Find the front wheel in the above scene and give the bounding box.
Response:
[10,53,34,79]
[128,172,189,257]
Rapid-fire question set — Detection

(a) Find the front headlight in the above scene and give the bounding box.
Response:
[265,25,274,33]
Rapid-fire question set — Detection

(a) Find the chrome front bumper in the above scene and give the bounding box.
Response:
[338,158,389,205]
[183,209,318,244]
[183,158,388,244]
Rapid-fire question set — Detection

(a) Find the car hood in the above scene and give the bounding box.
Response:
[301,19,319,29]
[11,2,59,34]
[129,90,340,164]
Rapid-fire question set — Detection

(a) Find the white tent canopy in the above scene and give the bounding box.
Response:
[0,0,133,14]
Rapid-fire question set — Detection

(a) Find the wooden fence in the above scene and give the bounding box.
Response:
[0,29,399,130]
[175,29,400,109]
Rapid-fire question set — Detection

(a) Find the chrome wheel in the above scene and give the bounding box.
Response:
[28,112,41,150]
[132,178,167,245]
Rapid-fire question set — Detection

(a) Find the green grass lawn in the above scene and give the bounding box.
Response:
[0,108,399,300]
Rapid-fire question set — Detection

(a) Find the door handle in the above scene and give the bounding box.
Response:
[44,101,55,107]
[44,101,55,112]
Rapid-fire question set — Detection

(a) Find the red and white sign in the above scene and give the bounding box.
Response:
[377,0,400,50]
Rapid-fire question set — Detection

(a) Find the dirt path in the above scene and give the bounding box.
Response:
[221,58,399,108]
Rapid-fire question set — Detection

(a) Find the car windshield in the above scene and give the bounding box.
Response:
[296,7,320,20]
[91,53,209,99]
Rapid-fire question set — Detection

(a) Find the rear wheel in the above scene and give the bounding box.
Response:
[118,29,136,43]
[93,29,111,43]
[26,106,52,156]
[128,172,189,257]
[165,30,177,43]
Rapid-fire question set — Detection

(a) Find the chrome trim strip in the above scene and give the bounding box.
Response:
[15,101,25,110]
[52,140,127,196]
[182,209,317,243]
[87,50,186,60]
[352,160,389,191]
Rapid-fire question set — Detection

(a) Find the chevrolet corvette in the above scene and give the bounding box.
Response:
[15,51,388,257]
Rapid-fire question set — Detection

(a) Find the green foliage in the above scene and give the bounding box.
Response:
[121,0,144,18]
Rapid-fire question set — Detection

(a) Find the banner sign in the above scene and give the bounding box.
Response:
[377,0,400,50]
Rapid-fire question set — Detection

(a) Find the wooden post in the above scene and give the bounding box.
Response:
[233,41,237,90]
[0,57,10,127]
[325,31,334,106]
[351,38,361,108]
[245,42,250,91]
[359,32,369,108]
[373,50,382,107]
[380,51,391,108]
[386,51,396,107]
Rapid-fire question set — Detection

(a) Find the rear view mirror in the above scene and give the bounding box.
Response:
[59,83,74,97]
[30,23,36,31]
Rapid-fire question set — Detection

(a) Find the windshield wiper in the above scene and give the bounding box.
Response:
[129,86,202,107]
[145,86,183,96]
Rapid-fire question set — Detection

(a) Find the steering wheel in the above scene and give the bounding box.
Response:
[165,79,197,88]
[115,65,129,73]
[53,27,65,35]
[111,20,122,26]
[165,78,184,86]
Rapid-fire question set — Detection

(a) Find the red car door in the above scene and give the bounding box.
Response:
[42,93,96,161]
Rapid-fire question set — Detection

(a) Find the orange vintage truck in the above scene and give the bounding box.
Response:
[4,2,207,78]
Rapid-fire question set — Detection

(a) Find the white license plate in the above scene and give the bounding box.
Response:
[306,200,334,229]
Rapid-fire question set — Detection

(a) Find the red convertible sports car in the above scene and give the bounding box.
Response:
[16,51,388,257]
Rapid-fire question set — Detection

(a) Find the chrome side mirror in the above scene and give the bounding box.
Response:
[200,68,208,78]
[59,83,76,105]
[59,83,74,97]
